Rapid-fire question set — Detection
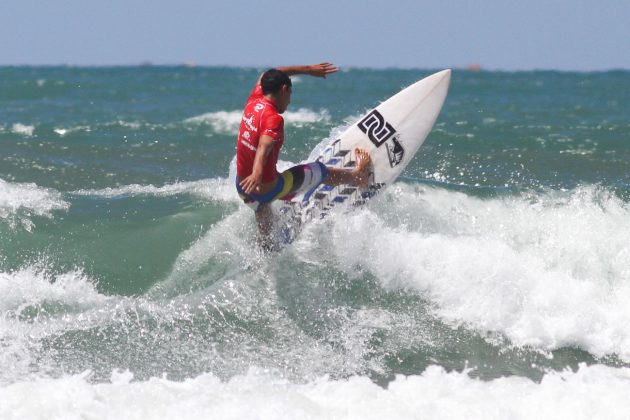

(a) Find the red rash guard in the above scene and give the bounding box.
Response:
[236,84,284,183]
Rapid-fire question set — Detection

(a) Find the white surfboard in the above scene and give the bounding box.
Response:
[275,69,452,242]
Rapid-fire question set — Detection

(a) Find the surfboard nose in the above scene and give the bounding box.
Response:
[436,69,452,83]
[420,69,452,92]
[421,69,451,102]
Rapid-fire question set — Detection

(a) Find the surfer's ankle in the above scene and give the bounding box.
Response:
[351,167,369,187]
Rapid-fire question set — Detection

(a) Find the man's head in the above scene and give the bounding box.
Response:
[261,68,292,113]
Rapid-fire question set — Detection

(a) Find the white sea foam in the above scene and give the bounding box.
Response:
[283,108,331,125]
[11,123,35,137]
[0,179,69,230]
[0,267,110,381]
[184,108,330,135]
[319,184,630,360]
[115,120,143,129]
[0,268,106,315]
[53,125,91,136]
[1,364,629,420]
[72,178,239,203]
[0,266,179,383]
[184,110,243,134]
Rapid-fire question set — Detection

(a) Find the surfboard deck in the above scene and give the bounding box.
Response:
[273,69,452,244]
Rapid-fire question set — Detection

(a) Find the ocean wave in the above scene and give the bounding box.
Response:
[2,121,151,138]
[0,268,106,315]
[314,184,630,360]
[10,123,35,137]
[184,108,330,135]
[283,108,331,125]
[53,125,92,136]
[0,265,186,383]
[0,267,111,382]
[0,179,69,231]
[2,112,332,139]
[71,178,239,203]
[1,364,629,420]
[151,206,255,298]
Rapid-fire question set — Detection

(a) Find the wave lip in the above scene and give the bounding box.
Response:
[71,178,238,203]
[0,267,105,315]
[0,179,69,230]
[184,108,330,135]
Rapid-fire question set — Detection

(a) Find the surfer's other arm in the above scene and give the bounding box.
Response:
[239,134,276,194]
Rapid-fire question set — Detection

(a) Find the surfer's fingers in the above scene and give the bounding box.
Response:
[311,63,338,77]
[240,178,255,193]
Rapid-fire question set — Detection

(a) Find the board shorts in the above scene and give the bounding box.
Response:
[236,162,328,212]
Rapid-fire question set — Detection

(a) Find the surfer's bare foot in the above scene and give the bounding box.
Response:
[353,148,371,188]
[321,148,371,188]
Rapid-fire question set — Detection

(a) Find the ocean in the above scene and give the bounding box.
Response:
[1,66,630,419]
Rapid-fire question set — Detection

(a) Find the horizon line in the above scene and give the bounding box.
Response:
[1,62,629,73]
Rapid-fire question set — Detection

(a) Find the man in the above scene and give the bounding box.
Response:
[235,62,370,245]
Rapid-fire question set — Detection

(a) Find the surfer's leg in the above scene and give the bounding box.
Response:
[255,203,274,249]
[323,148,371,188]
[236,177,285,249]
[275,162,326,202]
[272,148,370,204]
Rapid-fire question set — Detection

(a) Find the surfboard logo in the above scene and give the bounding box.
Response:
[386,136,405,167]
[358,110,396,147]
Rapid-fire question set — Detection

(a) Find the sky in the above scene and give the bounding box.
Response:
[1,0,629,71]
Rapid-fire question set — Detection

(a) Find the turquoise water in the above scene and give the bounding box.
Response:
[2,67,630,418]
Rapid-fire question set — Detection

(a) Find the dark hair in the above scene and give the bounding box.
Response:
[260,68,292,95]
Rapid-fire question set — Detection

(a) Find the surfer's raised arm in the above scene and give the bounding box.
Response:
[275,62,339,78]
[255,63,338,84]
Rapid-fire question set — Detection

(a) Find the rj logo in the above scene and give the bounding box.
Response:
[358,110,396,147]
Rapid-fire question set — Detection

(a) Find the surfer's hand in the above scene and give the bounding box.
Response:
[276,63,338,78]
[307,63,338,78]
[240,174,262,194]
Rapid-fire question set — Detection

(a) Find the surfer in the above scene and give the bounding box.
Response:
[235,63,371,246]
